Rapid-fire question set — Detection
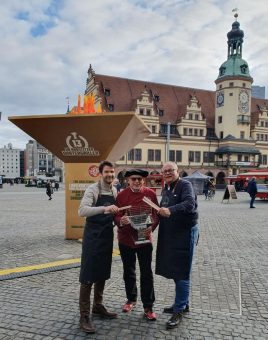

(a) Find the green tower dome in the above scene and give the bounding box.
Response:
[217,14,252,81]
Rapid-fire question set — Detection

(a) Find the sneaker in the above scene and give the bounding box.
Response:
[250,206,256,208]
[166,312,183,329]
[163,304,189,314]
[144,308,157,321]
[122,301,136,313]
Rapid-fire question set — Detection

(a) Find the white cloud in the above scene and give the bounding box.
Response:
[0,0,268,149]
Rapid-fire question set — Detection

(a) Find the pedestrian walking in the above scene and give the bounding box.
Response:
[156,162,199,329]
[247,177,257,208]
[78,161,119,334]
[46,180,53,200]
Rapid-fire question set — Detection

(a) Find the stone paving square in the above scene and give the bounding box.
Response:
[0,184,268,339]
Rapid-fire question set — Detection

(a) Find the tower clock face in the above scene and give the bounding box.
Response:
[239,90,249,113]
[217,91,224,107]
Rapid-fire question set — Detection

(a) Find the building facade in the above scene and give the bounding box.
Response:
[25,140,64,180]
[79,15,268,185]
[0,143,21,179]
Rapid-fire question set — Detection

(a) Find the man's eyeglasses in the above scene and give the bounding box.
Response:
[162,169,176,175]
[129,177,143,182]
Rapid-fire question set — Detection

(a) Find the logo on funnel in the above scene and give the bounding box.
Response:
[62,132,100,157]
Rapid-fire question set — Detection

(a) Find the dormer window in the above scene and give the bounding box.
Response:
[108,104,114,111]
[139,108,144,115]
[104,88,110,96]
[189,113,193,120]
[154,95,160,102]
[159,109,164,116]
[146,109,151,116]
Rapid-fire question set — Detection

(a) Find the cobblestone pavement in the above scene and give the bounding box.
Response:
[0,184,268,339]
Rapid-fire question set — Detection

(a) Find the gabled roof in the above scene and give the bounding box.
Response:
[251,97,268,128]
[94,74,216,128]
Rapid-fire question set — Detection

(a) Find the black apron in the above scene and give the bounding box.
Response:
[155,182,193,281]
[79,191,115,284]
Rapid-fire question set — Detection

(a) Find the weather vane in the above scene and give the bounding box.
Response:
[232,8,238,20]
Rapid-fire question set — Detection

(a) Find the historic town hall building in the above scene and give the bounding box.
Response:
[82,15,268,185]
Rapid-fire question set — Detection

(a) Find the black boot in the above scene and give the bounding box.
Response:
[166,312,183,329]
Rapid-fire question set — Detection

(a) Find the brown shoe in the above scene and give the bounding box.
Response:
[79,316,96,333]
[92,304,118,319]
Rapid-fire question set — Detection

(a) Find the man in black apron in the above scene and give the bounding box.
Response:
[78,161,119,333]
[156,162,199,329]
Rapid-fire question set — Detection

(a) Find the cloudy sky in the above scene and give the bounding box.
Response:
[1,0,268,149]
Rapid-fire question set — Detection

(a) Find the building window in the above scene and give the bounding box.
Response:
[261,155,267,165]
[244,156,249,162]
[159,109,164,116]
[195,151,201,163]
[148,149,161,162]
[128,148,142,161]
[229,82,234,87]
[139,108,144,115]
[243,83,246,88]
[189,151,201,163]
[148,149,154,161]
[194,129,198,136]
[188,113,193,120]
[183,128,187,135]
[218,116,222,123]
[257,134,259,140]
[237,154,242,161]
[240,131,245,139]
[154,95,160,102]
[155,150,161,161]
[108,104,114,111]
[189,128,193,136]
[265,122,268,127]
[261,121,264,127]
[176,150,182,162]
[203,152,214,163]
[151,125,156,134]
[169,150,175,162]
[188,151,194,162]
[220,131,224,139]
[146,109,151,116]
[195,114,199,120]
[261,134,264,141]
[200,129,203,136]
[104,88,110,96]
[229,93,233,96]
[219,85,222,89]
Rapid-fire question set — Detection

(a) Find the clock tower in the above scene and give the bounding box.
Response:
[215,14,253,140]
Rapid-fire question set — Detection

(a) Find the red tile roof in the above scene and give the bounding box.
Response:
[94,74,216,128]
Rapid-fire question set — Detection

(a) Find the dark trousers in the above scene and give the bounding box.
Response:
[79,281,105,317]
[250,194,256,207]
[119,243,155,309]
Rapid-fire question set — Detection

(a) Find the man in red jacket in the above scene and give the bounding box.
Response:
[115,169,159,321]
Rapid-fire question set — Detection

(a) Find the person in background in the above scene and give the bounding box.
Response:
[46,180,53,200]
[78,161,119,334]
[247,177,258,208]
[156,162,199,330]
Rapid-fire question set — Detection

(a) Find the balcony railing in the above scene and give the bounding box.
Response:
[215,161,260,167]
[237,115,250,124]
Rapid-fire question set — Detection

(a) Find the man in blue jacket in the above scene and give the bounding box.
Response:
[247,177,258,208]
[156,162,199,329]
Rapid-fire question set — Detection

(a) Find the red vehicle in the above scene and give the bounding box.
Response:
[226,170,268,200]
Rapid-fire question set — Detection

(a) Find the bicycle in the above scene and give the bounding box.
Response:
[207,189,215,200]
